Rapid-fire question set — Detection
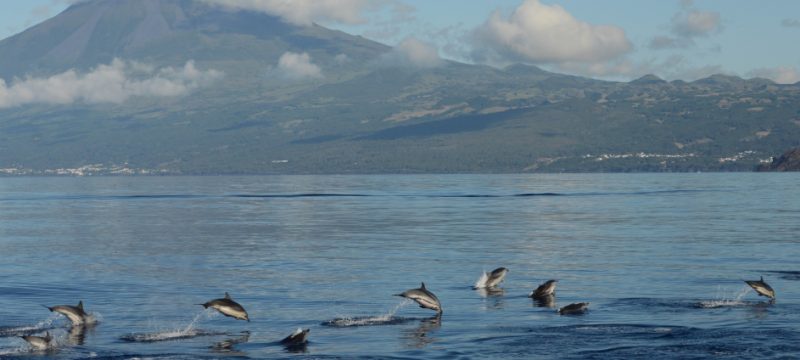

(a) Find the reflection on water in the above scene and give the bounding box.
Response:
[402,315,441,349]
[532,295,557,309]
[210,331,250,355]
[67,324,95,346]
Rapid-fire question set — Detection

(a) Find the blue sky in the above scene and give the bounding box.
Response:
[1,0,799,83]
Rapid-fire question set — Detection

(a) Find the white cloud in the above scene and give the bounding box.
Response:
[0,59,222,109]
[334,54,351,65]
[383,37,443,68]
[747,66,800,84]
[651,1,721,50]
[782,19,800,28]
[647,35,692,50]
[672,9,720,37]
[277,52,323,79]
[472,0,631,65]
[203,0,387,26]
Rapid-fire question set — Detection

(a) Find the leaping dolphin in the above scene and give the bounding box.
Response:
[396,282,443,314]
[21,332,53,351]
[44,301,88,326]
[474,267,509,289]
[529,280,558,298]
[744,276,775,300]
[200,292,250,321]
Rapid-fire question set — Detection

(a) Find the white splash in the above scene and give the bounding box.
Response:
[697,285,752,308]
[84,312,101,325]
[327,299,413,327]
[0,346,28,356]
[122,310,215,342]
[0,313,61,336]
[473,270,489,289]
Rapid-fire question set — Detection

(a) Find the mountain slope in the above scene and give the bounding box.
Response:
[1,0,799,175]
[0,0,388,79]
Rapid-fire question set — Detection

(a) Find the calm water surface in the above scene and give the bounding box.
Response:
[0,174,798,359]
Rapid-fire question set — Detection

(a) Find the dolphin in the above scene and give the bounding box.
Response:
[529,280,558,298]
[200,292,250,321]
[44,301,88,326]
[486,267,509,288]
[396,282,443,314]
[744,276,775,300]
[21,331,53,351]
[474,267,509,289]
[558,302,589,315]
[280,328,310,346]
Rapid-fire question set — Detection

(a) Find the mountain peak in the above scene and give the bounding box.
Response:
[504,63,549,76]
[693,73,744,85]
[0,0,387,79]
[630,74,665,85]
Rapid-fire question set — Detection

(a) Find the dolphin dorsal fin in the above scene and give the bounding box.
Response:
[760,276,764,282]
[77,301,84,310]
[225,292,231,300]
[420,282,426,289]
[45,332,51,340]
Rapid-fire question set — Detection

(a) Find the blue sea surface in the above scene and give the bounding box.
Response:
[0,174,798,359]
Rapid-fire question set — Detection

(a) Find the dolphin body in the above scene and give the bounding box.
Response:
[529,280,558,298]
[45,301,88,326]
[21,332,53,350]
[486,267,509,288]
[280,328,310,346]
[200,293,250,321]
[745,276,776,300]
[474,267,509,289]
[558,302,589,315]
[396,283,443,314]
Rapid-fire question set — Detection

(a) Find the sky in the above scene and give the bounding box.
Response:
[1,0,800,83]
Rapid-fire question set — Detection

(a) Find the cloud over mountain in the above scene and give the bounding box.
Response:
[472,0,631,65]
[747,66,800,84]
[649,0,721,50]
[0,59,221,108]
[383,37,443,68]
[277,51,323,79]
[672,9,720,38]
[202,0,387,26]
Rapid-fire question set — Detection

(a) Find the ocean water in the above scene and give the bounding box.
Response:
[0,173,798,359]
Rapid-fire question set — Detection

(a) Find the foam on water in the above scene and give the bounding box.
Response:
[323,299,414,327]
[473,270,490,289]
[0,345,29,357]
[120,310,223,342]
[0,313,62,337]
[84,312,101,326]
[696,286,754,308]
